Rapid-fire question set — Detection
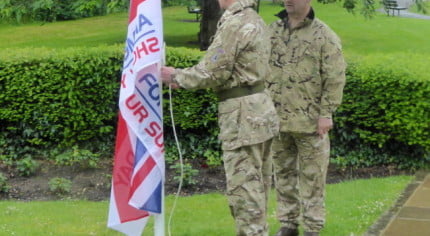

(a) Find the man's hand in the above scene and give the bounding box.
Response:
[317,117,333,139]
[161,66,180,89]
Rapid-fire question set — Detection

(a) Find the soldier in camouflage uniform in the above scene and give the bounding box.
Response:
[266,0,346,235]
[160,0,279,234]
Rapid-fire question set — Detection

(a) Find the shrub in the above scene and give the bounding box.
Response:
[0,173,10,193]
[0,154,14,168]
[54,146,100,169]
[15,157,39,176]
[332,53,430,169]
[1,46,429,170]
[171,161,199,187]
[48,177,72,196]
[0,0,128,23]
[162,0,200,7]
[338,54,430,150]
[0,46,123,160]
[204,149,222,168]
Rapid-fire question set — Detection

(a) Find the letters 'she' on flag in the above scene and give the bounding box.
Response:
[108,0,165,235]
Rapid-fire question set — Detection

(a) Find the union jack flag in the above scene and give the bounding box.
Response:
[108,0,165,235]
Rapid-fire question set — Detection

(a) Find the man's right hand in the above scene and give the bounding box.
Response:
[161,66,180,89]
[317,117,333,139]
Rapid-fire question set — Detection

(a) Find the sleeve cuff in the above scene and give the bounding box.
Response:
[171,69,182,86]
[319,110,332,119]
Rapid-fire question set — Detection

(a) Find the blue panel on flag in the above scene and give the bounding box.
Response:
[140,181,162,213]
[134,138,148,167]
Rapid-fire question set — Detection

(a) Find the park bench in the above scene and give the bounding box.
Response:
[187,6,202,21]
[382,0,407,16]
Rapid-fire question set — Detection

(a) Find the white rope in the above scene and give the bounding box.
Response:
[167,84,184,236]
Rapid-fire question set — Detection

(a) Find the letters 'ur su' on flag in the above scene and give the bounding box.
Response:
[108,0,165,235]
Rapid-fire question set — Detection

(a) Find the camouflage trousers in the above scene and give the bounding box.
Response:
[272,132,330,232]
[223,139,273,236]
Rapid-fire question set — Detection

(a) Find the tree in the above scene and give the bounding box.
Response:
[197,0,263,50]
[0,0,128,23]
[198,0,223,50]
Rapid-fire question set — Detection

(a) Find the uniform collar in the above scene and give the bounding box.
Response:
[275,7,315,29]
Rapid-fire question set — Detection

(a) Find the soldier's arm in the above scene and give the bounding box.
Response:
[319,32,346,119]
[173,23,243,90]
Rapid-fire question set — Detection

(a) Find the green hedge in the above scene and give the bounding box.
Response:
[0,46,429,169]
[0,46,123,159]
[333,53,430,169]
[0,46,213,160]
[338,54,430,150]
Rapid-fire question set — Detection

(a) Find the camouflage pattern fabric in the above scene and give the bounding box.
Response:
[272,132,330,232]
[172,0,280,234]
[223,139,273,236]
[173,0,279,151]
[267,8,346,232]
[267,8,346,133]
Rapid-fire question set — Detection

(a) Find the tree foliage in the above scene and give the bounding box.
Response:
[0,0,129,23]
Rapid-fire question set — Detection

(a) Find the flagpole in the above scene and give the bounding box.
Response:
[155,45,166,236]
[154,185,165,236]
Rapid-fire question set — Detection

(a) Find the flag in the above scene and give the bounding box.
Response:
[108,0,164,235]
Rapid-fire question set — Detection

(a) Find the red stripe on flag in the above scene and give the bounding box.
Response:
[113,113,149,223]
[129,156,156,197]
[129,0,147,23]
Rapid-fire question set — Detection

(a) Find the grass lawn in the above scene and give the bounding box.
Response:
[0,175,412,236]
[0,13,128,49]
[1,2,430,56]
[261,1,430,56]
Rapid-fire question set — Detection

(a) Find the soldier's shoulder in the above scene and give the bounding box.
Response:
[242,8,266,25]
[223,13,247,33]
[312,18,341,42]
[235,9,267,33]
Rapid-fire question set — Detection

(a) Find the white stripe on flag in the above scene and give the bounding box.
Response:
[129,166,163,209]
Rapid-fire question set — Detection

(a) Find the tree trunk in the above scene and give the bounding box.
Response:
[199,0,223,51]
[198,0,263,50]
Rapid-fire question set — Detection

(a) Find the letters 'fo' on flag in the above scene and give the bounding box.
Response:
[108,0,164,235]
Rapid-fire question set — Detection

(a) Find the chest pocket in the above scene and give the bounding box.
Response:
[296,46,320,80]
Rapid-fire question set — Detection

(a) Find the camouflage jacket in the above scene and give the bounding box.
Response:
[173,0,279,150]
[267,9,346,133]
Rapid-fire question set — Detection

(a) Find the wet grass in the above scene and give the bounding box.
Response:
[1,2,430,56]
[0,175,412,236]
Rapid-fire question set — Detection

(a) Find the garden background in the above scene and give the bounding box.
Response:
[0,0,429,235]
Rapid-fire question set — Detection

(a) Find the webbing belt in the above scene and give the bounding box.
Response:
[216,82,265,102]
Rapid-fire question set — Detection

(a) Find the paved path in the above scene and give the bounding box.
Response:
[397,10,430,19]
[378,8,430,20]
[366,171,430,235]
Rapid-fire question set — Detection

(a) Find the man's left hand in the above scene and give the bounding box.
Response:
[317,117,333,139]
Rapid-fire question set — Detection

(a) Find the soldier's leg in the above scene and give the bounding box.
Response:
[261,138,273,210]
[272,132,300,229]
[223,140,271,236]
[295,133,330,232]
